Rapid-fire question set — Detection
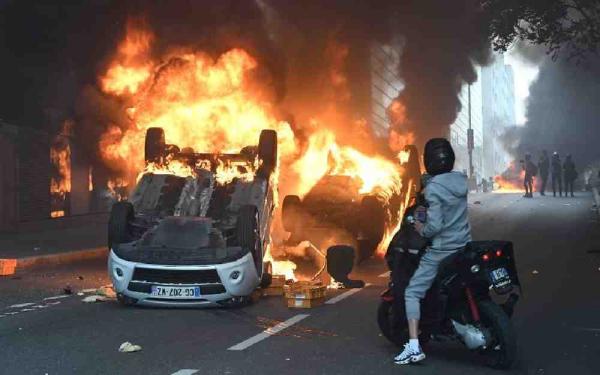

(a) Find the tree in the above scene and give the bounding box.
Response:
[483,0,600,60]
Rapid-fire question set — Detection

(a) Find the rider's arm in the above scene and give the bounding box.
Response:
[419,184,443,239]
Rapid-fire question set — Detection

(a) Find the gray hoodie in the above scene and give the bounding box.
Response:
[420,171,472,251]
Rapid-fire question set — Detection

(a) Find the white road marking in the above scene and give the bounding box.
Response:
[228,314,310,351]
[378,271,390,278]
[8,303,35,309]
[325,283,371,305]
[43,294,71,301]
[170,370,199,375]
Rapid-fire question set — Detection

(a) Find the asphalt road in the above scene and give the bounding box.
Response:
[1,192,599,375]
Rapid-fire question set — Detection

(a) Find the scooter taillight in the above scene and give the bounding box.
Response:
[381,288,394,302]
[495,249,503,257]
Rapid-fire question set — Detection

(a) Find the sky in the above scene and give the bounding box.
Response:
[504,49,542,126]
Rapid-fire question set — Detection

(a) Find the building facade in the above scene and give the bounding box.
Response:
[449,55,516,182]
[481,55,516,178]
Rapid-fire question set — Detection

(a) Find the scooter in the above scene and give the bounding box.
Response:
[378,208,521,369]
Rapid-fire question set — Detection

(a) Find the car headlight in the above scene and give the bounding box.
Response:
[470,264,480,273]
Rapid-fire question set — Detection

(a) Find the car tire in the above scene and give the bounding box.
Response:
[282,195,302,233]
[237,205,262,277]
[257,129,277,177]
[108,201,134,250]
[145,127,166,163]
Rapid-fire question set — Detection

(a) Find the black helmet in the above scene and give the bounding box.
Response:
[424,138,455,176]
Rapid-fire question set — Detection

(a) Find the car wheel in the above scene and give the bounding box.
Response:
[145,127,166,163]
[108,201,134,250]
[257,129,277,177]
[282,195,302,233]
[237,205,262,277]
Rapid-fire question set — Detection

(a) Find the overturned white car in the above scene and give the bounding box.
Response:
[108,127,277,307]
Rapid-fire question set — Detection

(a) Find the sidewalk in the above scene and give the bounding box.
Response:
[0,213,109,273]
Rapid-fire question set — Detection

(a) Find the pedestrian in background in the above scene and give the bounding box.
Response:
[538,150,549,196]
[523,153,536,198]
[563,154,577,197]
[551,152,563,197]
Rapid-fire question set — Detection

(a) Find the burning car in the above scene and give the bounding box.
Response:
[281,145,421,263]
[107,127,277,307]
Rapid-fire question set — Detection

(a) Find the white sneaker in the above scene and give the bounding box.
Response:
[394,343,426,365]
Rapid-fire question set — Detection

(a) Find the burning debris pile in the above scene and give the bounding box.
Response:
[494,161,526,193]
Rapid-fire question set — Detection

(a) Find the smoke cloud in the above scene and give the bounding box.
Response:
[502,55,600,170]
[1,0,492,158]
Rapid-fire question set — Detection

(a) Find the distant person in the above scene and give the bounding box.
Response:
[522,153,536,198]
[481,177,488,193]
[538,150,550,196]
[488,176,494,191]
[551,152,563,197]
[563,154,577,197]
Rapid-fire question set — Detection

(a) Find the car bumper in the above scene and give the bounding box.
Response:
[108,250,260,307]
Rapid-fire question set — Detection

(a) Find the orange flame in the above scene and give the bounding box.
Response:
[98,22,415,278]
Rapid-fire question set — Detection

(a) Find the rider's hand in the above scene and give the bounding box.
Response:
[414,220,424,234]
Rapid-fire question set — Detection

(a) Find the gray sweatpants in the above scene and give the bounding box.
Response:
[405,249,458,320]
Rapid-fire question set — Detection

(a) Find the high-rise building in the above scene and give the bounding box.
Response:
[481,54,516,178]
[449,55,516,183]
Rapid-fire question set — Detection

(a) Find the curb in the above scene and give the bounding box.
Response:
[1,247,108,275]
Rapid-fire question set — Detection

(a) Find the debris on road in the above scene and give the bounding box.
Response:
[262,275,286,296]
[96,285,116,298]
[532,270,539,274]
[82,295,107,303]
[77,275,84,280]
[63,285,73,295]
[285,280,327,308]
[118,342,142,353]
[473,201,482,205]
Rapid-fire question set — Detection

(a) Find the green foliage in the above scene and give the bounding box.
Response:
[483,0,600,60]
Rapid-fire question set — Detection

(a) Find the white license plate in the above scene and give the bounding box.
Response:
[151,285,201,298]
[490,267,509,283]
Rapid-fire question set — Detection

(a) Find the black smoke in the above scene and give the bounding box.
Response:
[1,0,492,156]
[502,56,600,170]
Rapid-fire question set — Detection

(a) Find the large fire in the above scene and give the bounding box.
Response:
[98,22,411,279]
[494,161,526,193]
[50,122,72,218]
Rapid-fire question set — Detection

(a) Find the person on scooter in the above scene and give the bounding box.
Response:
[394,138,472,365]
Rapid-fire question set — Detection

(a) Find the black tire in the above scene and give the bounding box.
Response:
[108,201,134,250]
[260,261,273,289]
[377,299,430,347]
[377,300,409,346]
[237,205,262,277]
[282,195,302,232]
[257,129,277,177]
[478,299,517,369]
[145,127,166,163]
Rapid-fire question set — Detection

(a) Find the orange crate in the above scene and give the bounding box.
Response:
[284,281,327,300]
[287,296,325,309]
[270,275,287,287]
[0,259,17,276]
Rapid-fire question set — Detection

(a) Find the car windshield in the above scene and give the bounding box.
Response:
[140,217,211,250]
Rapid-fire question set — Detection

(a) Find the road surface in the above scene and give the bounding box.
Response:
[1,192,599,375]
